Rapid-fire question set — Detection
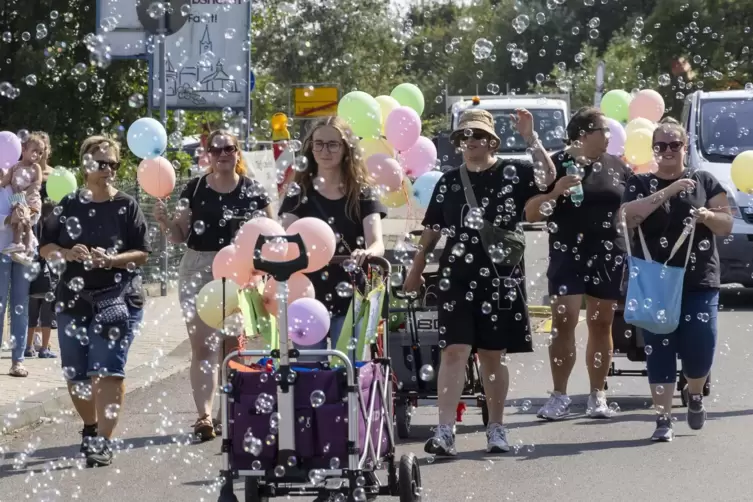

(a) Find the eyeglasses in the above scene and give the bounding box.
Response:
[312,141,342,153]
[97,161,120,171]
[653,141,684,153]
[208,145,238,155]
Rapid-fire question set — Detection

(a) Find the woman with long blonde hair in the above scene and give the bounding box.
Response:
[154,130,273,441]
[279,116,387,360]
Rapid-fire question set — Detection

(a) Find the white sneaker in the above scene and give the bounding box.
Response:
[536,392,571,421]
[485,423,510,453]
[423,424,456,456]
[586,391,614,419]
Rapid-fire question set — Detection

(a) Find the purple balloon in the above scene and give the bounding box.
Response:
[605,118,627,157]
[287,298,331,347]
[0,131,22,171]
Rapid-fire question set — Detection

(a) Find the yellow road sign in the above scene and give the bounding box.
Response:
[294,86,339,118]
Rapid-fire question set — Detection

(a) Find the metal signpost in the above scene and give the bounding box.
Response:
[594,60,606,108]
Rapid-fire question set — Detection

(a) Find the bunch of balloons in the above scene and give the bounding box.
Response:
[127,117,175,198]
[600,89,666,173]
[196,216,337,347]
[336,83,440,209]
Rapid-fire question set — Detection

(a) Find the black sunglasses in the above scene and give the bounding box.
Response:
[653,141,684,153]
[97,161,120,170]
[208,145,238,155]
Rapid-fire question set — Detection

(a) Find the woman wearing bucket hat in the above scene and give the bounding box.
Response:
[403,107,556,456]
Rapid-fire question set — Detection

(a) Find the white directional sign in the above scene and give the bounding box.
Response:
[151,1,251,110]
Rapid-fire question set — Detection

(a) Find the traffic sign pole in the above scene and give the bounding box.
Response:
[158,15,169,297]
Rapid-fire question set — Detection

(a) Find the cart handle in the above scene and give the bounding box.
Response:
[330,255,392,272]
[252,234,309,282]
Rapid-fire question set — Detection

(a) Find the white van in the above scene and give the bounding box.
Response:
[683,90,753,286]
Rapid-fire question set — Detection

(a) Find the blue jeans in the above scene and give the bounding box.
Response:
[644,290,719,384]
[57,305,144,381]
[295,315,362,363]
[0,255,30,363]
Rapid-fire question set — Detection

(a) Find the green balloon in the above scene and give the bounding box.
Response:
[601,90,632,123]
[391,83,425,116]
[47,167,78,203]
[337,91,382,139]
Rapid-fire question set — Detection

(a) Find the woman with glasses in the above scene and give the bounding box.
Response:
[278,116,386,361]
[154,130,272,441]
[524,107,632,421]
[40,135,151,467]
[620,117,731,441]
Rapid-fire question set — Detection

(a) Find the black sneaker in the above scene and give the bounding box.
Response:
[684,387,707,430]
[651,415,674,442]
[86,439,113,467]
[80,424,98,453]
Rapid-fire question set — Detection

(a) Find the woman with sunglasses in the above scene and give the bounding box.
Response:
[278,116,386,361]
[154,130,272,441]
[40,135,151,467]
[524,106,632,421]
[621,117,732,441]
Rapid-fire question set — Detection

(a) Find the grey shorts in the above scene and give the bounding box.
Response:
[178,249,218,334]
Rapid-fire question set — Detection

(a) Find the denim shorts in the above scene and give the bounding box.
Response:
[57,304,144,381]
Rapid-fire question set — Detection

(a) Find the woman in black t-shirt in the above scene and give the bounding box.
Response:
[154,130,271,442]
[278,116,386,360]
[404,107,556,457]
[40,135,152,468]
[621,118,732,442]
[524,107,632,421]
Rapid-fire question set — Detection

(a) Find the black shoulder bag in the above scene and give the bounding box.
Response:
[458,165,526,268]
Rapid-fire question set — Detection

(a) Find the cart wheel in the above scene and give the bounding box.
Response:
[218,480,239,502]
[395,399,412,439]
[677,372,688,393]
[703,375,711,397]
[680,388,688,407]
[480,399,489,427]
[244,478,268,502]
[398,453,422,502]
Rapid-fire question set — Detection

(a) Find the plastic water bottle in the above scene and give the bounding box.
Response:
[566,163,584,204]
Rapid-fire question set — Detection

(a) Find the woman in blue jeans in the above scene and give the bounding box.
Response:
[621,118,733,442]
[0,185,33,377]
[278,116,386,360]
[40,136,151,467]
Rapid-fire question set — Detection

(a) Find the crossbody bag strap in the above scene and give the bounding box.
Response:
[637,226,652,261]
[458,165,490,251]
[664,219,696,267]
[308,195,353,255]
[185,174,208,243]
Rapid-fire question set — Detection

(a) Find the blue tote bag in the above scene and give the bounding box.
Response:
[623,219,695,335]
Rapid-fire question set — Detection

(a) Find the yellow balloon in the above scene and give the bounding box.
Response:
[375,95,400,133]
[359,137,394,161]
[196,279,241,330]
[381,177,413,208]
[625,118,655,136]
[624,128,654,166]
[731,150,753,193]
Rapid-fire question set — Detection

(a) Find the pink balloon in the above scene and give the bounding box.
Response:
[235,217,286,263]
[0,132,22,171]
[385,106,421,152]
[263,273,315,317]
[287,217,337,273]
[212,244,258,287]
[605,118,627,156]
[629,89,665,122]
[366,154,403,191]
[401,136,437,178]
[287,297,331,346]
[137,156,176,198]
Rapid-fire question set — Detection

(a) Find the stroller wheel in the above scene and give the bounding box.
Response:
[395,399,412,439]
[703,375,711,397]
[244,477,268,502]
[398,453,422,502]
[480,398,489,427]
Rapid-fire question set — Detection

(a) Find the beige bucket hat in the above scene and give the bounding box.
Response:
[450,108,501,145]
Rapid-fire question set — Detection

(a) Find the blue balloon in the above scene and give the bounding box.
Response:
[412,170,443,208]
[127,117,167,159]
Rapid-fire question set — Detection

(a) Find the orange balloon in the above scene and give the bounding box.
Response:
[137,156,176,198]
[212,245,257,286]
[263,273,315,316]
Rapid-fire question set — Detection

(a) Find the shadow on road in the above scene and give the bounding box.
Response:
[719,287,753,311]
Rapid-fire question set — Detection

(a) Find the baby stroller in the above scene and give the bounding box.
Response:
[217,235,421,502]
[610,309,711,407]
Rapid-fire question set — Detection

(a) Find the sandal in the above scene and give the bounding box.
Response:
[193,415,216,442]
[9,363,28,378]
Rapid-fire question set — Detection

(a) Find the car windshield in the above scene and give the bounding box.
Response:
[699,98,753,162]
[491,109,567,152]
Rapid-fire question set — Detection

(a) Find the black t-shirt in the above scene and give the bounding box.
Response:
[33,181,56,240]
[546,151,632,255]
[422,159,542,281]
[621,170,726,291]
[181,175,271,251]
[40,190,152,314]
[278,190,387,317]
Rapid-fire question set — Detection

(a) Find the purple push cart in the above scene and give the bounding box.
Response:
[217,235,422,502]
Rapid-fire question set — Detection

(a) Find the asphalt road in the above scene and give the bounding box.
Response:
[2,231,753,501]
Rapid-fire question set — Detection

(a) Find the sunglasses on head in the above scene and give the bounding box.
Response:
[653,141,684,153]
[97,161,120,170]
[208,144,238,155]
